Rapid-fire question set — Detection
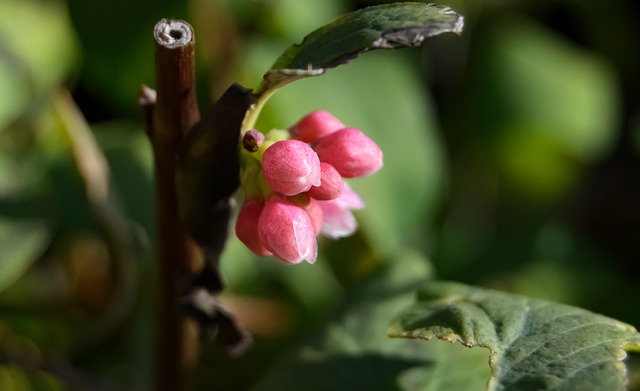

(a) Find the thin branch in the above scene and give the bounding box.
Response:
[147,18,201,391]
[138,85,157,138]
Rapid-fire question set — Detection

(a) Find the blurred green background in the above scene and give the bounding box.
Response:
[1,0,639,389]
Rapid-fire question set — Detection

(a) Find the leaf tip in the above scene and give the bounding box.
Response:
[434,4,465,34]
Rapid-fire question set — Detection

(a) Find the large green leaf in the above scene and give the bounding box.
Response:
[253,252,491,391]
[388,282,640,391]
[260,2,463,92]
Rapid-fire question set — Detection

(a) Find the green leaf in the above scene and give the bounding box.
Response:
[254,252,491,391]
[260,2,463,93]
[388,282,640,391]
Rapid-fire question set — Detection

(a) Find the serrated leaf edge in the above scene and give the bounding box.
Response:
[387,285,640,391]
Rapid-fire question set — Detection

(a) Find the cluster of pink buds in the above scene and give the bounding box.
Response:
[235,111,383,265]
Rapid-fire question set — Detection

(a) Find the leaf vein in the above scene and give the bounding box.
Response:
[550,356,621,390]
[505,321,618,371]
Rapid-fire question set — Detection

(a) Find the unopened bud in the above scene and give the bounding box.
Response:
[305,198,324,236]
[262,140,321,196]
[258,194,317,264]
[235,197,271,256]
[314,128,383,178]
[290,110,344,143]
[308,162,343,200]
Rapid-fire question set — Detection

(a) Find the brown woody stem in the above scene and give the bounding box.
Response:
[144,18,201,391]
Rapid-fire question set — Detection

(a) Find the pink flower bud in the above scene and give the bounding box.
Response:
[316,184,365,239]
[289,110,344,143]
[262,140,321,196]
[258,194,318,264]
[314,128,383,178]
[235,197,272,256]
[277,193,322,235]
[308,162,343,201]
[304,198,324,236]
